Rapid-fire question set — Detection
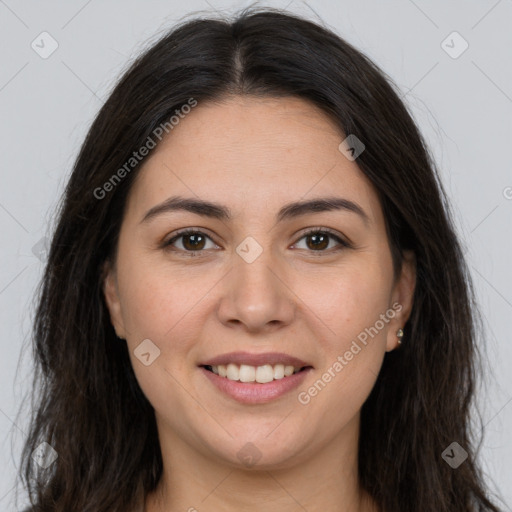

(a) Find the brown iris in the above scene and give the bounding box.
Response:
[181,233,207,251]
[305,232,329,251]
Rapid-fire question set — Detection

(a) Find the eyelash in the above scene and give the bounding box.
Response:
[162,227,351,258]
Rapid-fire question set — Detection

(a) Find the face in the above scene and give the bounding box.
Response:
[103,95,415,469]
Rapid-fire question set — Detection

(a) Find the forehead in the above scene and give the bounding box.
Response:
[125,96,383,226]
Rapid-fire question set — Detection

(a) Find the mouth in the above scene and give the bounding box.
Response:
[198,352,313,404]
[200,363,312,384]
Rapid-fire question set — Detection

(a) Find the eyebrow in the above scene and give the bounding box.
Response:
[140,195,370,226]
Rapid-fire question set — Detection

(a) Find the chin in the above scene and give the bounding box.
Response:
[202,433,311,471]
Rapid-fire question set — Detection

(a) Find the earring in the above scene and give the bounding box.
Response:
[396,328,404,344]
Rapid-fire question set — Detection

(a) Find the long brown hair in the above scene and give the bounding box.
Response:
[17,7,504,511]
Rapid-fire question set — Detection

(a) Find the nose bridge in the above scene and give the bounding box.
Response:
[235,235,277,292]
[216,234,295,330]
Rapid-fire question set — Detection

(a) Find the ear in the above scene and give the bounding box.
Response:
[385,250,416,352]
[102,260,127,339]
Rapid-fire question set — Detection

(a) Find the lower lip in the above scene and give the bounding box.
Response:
[200,367,312,404]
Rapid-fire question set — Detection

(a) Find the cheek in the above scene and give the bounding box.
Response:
[118,266,202,416]
[293,260,391,409]
[117,259,213,397]
[117,255,203,340]
[295,261,392,345]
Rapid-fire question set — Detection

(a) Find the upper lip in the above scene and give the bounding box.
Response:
[199,351,312,368]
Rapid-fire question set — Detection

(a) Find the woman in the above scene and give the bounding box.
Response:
[18,7,505,512]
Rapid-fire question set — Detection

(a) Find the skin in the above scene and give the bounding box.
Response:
[103,95,416,512]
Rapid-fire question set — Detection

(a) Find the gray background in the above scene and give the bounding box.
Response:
[1,0,510,510]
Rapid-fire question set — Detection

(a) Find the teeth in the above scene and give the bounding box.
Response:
[274,364,285,379]
[256,364,274,383]
[239,364,255,382]
[226,363,239,381]
[207,363,304,383]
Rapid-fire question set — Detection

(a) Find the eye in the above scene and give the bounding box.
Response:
[163,229,218,257]
[162,227,350,257]
[292,228,350,253]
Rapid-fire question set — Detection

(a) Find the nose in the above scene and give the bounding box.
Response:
[216,243,296,334]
